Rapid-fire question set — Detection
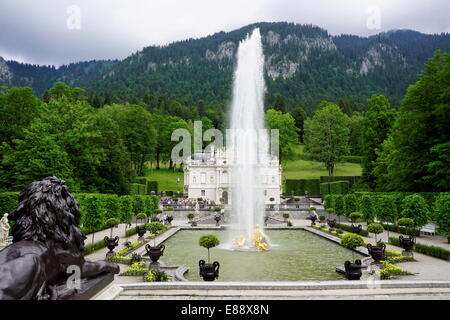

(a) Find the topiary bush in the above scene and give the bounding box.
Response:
[367,223,384,243]
[187,213,195,220]
[400,194,430,228]
[334,195,345,220]
[199,234,220,263]
[343,194,358,217]
[146,221,165,234]
[341,233,365,262]
[348,212,363,223]
[358,195,375,223]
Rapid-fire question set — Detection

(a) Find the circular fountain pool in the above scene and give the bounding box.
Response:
[159,229,364,281]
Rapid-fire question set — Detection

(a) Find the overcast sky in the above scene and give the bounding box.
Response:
[1,0,449,66]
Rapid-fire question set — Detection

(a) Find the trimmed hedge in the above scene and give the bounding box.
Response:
[329,181,350,194]
[389,237,450,260]
[382,224,420,237]
[131,183,147,195]
[131,178,147,185]
[285,179,320,195]
[320,176,360,189]
[335,223,369,237]
[320,182,330,196]
[354,192,444,210]
[84,238,107,255]
[0,192,19,215]
[147,181,158,194]
[0,192,160,235]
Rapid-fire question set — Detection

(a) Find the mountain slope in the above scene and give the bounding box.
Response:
[1,22,449,112]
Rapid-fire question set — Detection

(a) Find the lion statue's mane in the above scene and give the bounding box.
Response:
[10,176,85,252]
[0,176,119,300]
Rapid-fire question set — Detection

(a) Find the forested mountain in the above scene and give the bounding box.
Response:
[1,22,449,113]
[0,58,116,95]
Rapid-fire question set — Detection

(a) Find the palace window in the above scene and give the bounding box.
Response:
[201,190,205,196]
[201,172,206,184]
[222,171,228,183]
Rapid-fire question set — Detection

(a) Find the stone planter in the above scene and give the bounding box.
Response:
[344,259,363,280]
[137,226,147,238]
[199,260,220,281]
[214,215,221,227]
[399,235,415,254]
[367,243,386,262]
[104,236,119,259]
[165,216,173,225]
[351,224,363,235]
[327,219,337,230]
[308,214,317,226]
[145,244,165,263]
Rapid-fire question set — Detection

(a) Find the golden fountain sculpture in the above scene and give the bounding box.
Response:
[232,224,269,251]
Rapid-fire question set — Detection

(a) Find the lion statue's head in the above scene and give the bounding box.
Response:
[9,176,85,252]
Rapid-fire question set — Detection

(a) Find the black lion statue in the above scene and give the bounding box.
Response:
[0,176,119,300]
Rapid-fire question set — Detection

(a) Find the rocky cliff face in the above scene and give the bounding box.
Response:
[0,57,13,84]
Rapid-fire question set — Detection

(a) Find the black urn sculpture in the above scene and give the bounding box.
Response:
[165,215,173,225]
[308,214,317,226]
[214,214,221,226]
[137,225,147,238]
[145,243,165,263]
[399,235,415,253]
[199,260,220,281]
[327,219,337,230]
[367,243,386,263]
[351,224,363,234]
[344,259,363,280]
[104,236,119,259]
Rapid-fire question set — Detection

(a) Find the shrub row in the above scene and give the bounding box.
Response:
[131,183,147,195]
[125,221,167,238]
[335,223,369,237]
[382,223,420,237]
[320,176,360,188]
[320,181,350,196]
[285,179,320,195]
[84,238,107,255]
[354,192,444,213]
[0,192,160,235]
[389,237,450,261]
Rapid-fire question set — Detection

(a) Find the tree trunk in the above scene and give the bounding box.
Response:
[156,152,161,170]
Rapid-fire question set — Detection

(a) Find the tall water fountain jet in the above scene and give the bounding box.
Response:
[227,28,270,251]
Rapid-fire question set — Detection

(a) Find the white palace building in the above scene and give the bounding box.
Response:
[183,147,282,205]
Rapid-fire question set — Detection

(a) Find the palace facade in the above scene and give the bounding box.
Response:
[183,148,282,204]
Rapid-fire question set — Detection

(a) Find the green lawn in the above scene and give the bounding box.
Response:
[283,145,361,180]
[142,167,184,193]
[142,146,362,192]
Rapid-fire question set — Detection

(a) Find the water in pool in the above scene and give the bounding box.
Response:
[159,230,364,281]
